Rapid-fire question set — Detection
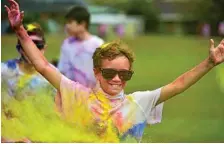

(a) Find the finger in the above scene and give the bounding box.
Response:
[220,43,224,50]
[20,11,24,21]
[4,5,10,13]
[8,0,15,9]
[210,39,215,50]
[219,46,224,60]
[220,45,224,54]
[12,0,20,10]
[9,0,19,10]
[221,39,224,46]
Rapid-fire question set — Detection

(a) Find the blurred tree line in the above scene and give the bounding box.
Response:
[89,0,224,36]
[185,0,224,36]
[2,0,223,35]
[89,0,160,33]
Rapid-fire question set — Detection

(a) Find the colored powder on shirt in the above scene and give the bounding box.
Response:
[1,88,119,142]
[88,91,119,142]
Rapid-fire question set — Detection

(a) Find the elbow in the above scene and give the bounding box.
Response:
[170,81,186,95]
[174,86,185,95]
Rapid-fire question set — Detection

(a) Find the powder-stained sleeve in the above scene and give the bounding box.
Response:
[55,75,91,119]
[131,88,164,125]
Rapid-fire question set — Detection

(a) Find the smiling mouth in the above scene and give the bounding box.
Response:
[109,84,122,89]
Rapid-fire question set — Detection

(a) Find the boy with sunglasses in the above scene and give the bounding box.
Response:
[5,0,224,142]
[1,23,56,100]
[57,6,104,88]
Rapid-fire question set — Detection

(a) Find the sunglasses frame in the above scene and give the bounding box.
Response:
[16,40,45,50]
[99,68,134,81]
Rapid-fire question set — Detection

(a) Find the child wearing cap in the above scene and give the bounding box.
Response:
[1,23,56,100]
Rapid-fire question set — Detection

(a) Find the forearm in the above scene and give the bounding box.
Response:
[159,58,214,104]
[171,58,214,92]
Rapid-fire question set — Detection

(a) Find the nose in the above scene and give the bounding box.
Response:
[111,74,121,81]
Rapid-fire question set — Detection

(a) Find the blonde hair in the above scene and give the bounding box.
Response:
[92,40,135,69]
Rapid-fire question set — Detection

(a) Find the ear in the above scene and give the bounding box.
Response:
[93,68,99,75]
[93,68,100,80]
[80,21,87,29]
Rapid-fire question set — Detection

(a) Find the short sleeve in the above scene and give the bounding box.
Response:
[56,75,91,118]
[131,88,164,125]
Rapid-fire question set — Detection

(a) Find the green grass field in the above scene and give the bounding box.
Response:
[1,34,224,142]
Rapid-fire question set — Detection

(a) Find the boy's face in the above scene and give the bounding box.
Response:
[94,56,132,96]
[19,35,45,64]
[65,20,85,36]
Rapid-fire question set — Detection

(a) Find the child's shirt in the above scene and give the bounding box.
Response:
[1,59,56,99]
[57,75,164,142]
[57,36,104,88]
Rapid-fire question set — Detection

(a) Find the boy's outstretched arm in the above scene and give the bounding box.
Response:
[157,39,224,105]
[5,0,61,89]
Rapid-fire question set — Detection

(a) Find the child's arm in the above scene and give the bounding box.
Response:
[157,39,224,105]
[5,0,61,89]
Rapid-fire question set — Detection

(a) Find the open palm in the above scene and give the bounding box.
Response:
[5,0,24,30]
[209,39,224,66]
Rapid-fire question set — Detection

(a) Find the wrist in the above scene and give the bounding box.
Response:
[14,25,29,40]
[14,25,25,33]
[205,57,215,69]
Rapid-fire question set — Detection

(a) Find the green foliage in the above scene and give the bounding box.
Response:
[186,0,224,35]
[90,0,160,33]
[124,0,160,33]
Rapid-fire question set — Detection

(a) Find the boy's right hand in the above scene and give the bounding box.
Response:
[4,0,24,30]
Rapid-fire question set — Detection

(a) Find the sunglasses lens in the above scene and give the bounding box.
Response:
[17,41,44,50]
[33,40,44,49]
[119,71,133,81]
[101,69,117,80]
[36,43,44,49]
[101,68,133,81]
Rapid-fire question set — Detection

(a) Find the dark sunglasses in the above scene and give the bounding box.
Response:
[16,40,45,50]
[100,68,134,81]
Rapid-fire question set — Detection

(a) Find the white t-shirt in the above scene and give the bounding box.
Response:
[57,75,164,142]
[57,35,104,88]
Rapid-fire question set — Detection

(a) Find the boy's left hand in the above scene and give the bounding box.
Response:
[209,39,224,66]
